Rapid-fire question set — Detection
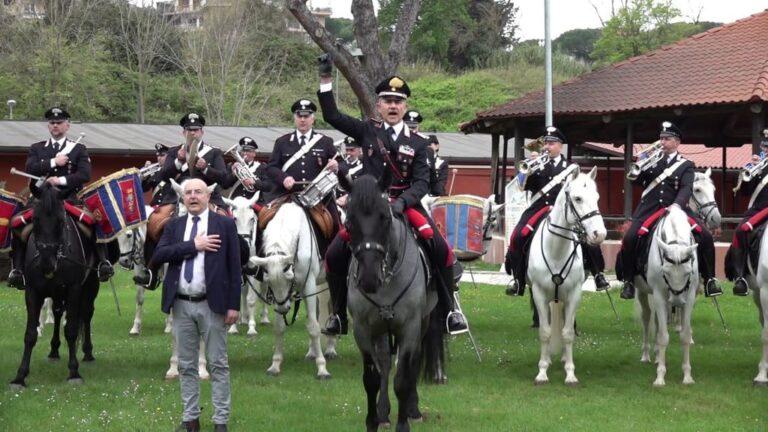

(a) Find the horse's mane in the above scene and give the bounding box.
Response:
[660,206,692,244]
[34,185,65,229]
[348,175,387,218]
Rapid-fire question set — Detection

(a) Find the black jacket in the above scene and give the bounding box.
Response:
[632,153,694,221]
[142,171,174,207]
[427,148,449,196]
[318,89,429,209]
[266,131,341,195]
[739,166,768,215]
[26,138,91,199]
[159,141,228,207]
[523,157,571,212]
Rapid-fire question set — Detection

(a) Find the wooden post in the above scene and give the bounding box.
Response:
[490,133,500,197]
[624,122,634,220]
[721,143,726,213]
[752,103,765,154]
[514,123,524,169]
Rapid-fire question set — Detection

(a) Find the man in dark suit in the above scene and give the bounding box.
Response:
[153,178,241,432]
[427,134,449,196]
[619,121,721,299]
[8,107,113,288]
[316,55,468,335]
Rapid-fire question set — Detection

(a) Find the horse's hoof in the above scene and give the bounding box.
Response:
[409,416,424,423]
[82,354,95,362]
[682,378,695,385]
[378,421,391,429]
[534,379,549,386]
[653,380,666,388]
[324,351,338,361]
[565,380,580,387]
[753,380,768,387]
[9,382,25,391]
[164,328,172,334]
[266,369,280,377]
[67,377,84,385]
[247,329,258,337]
[129,330,140,336]
[316,373,332,381]
[165,374,178,381]
[48,355,60,362]
[199,373,210,381]
[305,354,317,362]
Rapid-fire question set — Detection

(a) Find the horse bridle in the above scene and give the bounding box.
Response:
[690,193,717,225]
[657,229,694,296]
[547,190,602,243]
[118,229,144,270]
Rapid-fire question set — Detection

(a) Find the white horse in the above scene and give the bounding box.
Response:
[116,206,175,336]
[690,168,722,231]
[528,166,606,386]
[635,206,699,387]
[742,213,768,385]
[222,195,271,336]
[249,201,336,379]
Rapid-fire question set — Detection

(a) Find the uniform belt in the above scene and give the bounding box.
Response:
[176,293,207,302]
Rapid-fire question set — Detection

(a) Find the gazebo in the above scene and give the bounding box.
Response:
[461,9,768,222]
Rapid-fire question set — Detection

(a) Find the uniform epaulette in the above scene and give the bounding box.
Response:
[416,132,430,139]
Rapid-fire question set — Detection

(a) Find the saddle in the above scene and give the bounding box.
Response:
[257,195,335,240]
[630,207,702,276]
[11,202,95,242]
[147,203,176,243]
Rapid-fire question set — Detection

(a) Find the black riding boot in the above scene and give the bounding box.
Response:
[730,246,749,296]
[322,272,348,336]
[437,264,468,334]
[8,236,25,290]
[95,243,114,282]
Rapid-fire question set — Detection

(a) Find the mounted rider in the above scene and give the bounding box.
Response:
[135,112,229,289]
[316,54,468,336]
[403,110,448,197]
[7,107,114,289]
[503,126,609,295]
[618,121,722,300]
[223,136,270,202]
[141,143,172,207]
[725,130,768,296]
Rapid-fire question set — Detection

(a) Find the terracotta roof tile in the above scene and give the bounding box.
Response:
[465,10,768,127]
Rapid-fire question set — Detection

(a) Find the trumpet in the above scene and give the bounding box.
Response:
[518,151,549,175]
[627,140,663,180]
[224,143,257,192]
[139,162,161,178]
[733,153,768,192]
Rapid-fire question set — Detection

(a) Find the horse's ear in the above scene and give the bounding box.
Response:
[570,164,581,181]
[249,256,267,267]
[378,166,392,192]
[704,167,712,178]
[588,166,598,180]
[170,178,183,195]
[247,193,259,207]
[222,197,236,208]
[207,183,217,194]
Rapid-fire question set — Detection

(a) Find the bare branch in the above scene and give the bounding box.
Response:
[386,0,420,72]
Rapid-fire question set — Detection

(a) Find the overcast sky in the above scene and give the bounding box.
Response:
[311,0,766,41]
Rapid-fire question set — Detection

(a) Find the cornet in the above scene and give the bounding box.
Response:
[139,162,161,178]
[627,140,663,180]
[733,153,768,192]
[518,151,549,175]
[224,143,257,192]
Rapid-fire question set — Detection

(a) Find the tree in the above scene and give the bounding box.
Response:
[553,28,602,62]
[324,17,355,44]
[591,0,681,65]
[379,0,518,70]
[117,1,177,123]
[286,0,422,118]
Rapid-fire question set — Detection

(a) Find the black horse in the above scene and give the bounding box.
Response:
[10,184,99,389]
[345,175,445,432]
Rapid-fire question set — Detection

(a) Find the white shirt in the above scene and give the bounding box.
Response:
[48,137,69,184]
[296,129,314,143]
[179,208,209,296]
[550,155,563,166]
[666,152,678,164]
[384,121,405,141]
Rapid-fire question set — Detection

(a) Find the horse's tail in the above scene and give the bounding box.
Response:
[548,301,565,357]
[421,297,446,383]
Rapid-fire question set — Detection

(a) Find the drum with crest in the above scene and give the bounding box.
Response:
[430,195,486,261]
[297,169,339,208]
[0,189,24,252]
[78,168,147,243]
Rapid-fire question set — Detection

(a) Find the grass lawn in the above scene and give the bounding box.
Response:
[0,271,766,431]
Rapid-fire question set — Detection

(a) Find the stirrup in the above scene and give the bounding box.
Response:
[704,278,722,297]
[97,260,114,282]
[446,310,469,335]
[8,269,25,289]
[733,277,749,296]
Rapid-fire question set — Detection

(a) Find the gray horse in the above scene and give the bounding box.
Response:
[345,175,444,432]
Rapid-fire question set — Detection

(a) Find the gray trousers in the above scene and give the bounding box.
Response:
[173,298,231,424]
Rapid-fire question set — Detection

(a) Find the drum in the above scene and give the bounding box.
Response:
[297,170,339,208]
[0,189,24,252]
[430,195,485,261]
[79,168,147,243]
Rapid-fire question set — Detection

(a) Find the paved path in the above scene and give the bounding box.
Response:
[459,269,622,293]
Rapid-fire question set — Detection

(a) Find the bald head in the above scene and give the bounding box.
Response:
[182,178,211,215]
